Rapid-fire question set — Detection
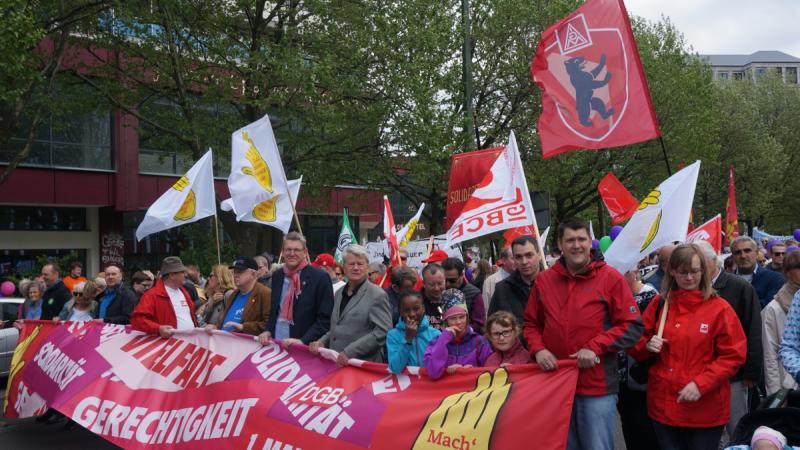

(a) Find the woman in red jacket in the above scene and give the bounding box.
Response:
[630,244,746,450]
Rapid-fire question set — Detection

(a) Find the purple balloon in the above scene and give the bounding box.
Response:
[592,239,600,250]
[767,239,780,252]
[794,229,800,241]
[0,281,14,297]
[788,245,800,254]
[609,225,624,241]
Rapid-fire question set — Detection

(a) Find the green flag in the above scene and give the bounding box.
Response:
[335,208,358,263]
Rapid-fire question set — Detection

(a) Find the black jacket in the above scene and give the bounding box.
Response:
[488,271,532,327]
[104,283,139,325]
[42,280,71,320]
[267,266,334,344]
[713,270,762,382]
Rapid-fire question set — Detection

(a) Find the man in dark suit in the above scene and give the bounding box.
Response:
[732,236,784,308]
[259,232,334,347]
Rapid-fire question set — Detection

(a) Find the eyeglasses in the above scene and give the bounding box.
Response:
[400,256,408,261]
[773,252,786,256]
[675,268,702,277]
[490,330,514,339]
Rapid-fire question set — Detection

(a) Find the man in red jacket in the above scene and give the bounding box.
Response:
[524,218,643,450]
[131,256,198,338]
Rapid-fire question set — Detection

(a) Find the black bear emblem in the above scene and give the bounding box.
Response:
[564,54,614,127]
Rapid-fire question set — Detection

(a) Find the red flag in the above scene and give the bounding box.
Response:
[531,0,660,158]
[597,172,638,224]
[502,225,538,250]
[725,165,740,246]
[383,195,400,265]
[446,147,505,228]
[686,214,722,253]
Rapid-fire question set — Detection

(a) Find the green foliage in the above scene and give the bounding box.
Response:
[178,222,239,276]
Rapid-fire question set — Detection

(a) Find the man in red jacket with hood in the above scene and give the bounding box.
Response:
[524,218,643,450]
[132,256,198,338]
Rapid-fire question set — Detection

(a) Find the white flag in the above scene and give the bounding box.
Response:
[604,161,701,273]
[446,131,536,245]
[228,115,294,218]
[397,203,425,248]
[221,176,302,235]
[136,151,216,241]
[538,226,550,251]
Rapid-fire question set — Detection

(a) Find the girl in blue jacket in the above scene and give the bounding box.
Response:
[387,291,441,374]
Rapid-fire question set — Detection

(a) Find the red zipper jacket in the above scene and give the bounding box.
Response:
[523,258,643,395]
[628,290,746,427]
[131,278,198,334]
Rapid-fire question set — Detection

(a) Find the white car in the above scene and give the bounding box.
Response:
[0,297,24,377]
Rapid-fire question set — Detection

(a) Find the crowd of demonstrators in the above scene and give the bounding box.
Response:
[98,263,138,324]
[62,262,87,292]
[131,257,198,338]
[488,235,542,326]
[763,251,800,394]
[387,290,441,374]
[199,264,236,326]
[423,289,491,379]
[310,244,392,365]
[442,257,485,334]
[524,218,644,450]
[261,232,334,347]
[205,257,271,335]
[385,266,418,325]
[732,236,784,308]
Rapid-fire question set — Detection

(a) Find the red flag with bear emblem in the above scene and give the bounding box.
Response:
[531,0,660,158]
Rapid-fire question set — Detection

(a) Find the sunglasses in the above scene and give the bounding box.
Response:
[773,252,786,256]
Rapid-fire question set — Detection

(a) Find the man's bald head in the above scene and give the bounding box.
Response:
[658,244,677,271]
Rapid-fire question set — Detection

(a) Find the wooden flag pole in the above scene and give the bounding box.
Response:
[213,215,222,265]
[656,300,670,338]
[426,235,435,258]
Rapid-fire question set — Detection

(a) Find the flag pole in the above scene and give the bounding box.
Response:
[213,214,222,265]
[658,136,672,176]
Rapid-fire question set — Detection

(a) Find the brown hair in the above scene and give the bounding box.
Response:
[784,250,800,273]
[485,311,520,338]
[662,244,716,300]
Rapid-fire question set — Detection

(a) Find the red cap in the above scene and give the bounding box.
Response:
[422,249,449,264]
[312,253,336,268]
[496,258,504,266]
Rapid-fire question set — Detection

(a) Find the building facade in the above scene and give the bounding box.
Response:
[700,50,800,83]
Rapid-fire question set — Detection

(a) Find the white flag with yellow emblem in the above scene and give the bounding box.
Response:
[397,203,425,248]
[227,114,301,233]
[604,161,701,273]
[136,150,216,241]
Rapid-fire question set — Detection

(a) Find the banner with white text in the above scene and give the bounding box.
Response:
[5,321,578,450]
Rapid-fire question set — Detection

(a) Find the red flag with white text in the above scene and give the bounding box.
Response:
[447,147,505,228]
[446,132,539,245]
[383,196,400,265]
[531,0,660,158]
[597,172,638,224]
[686,214,722,253]
[502,225,538,250]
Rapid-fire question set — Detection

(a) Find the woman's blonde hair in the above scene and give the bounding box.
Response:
[210,264,235,291]
[662,243,716,300]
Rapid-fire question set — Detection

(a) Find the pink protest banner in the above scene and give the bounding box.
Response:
[5,321,579,449]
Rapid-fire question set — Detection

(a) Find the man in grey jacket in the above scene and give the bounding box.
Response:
[310,244,392,365]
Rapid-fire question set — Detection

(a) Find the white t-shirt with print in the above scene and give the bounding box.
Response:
[165,285,195,330]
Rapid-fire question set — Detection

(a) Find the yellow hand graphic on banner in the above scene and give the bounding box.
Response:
[174,190,197,221]
[3,325,41,412]
[241,132,273,193]
[252,195,279,222]
[171,176,190,192]
[413,368,511,450]
[637,190,660,210]
[640,210,662,251]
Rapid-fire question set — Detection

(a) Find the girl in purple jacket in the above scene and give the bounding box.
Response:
[424,289,491,379]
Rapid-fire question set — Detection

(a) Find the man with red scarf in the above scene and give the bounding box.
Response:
[260,232,334,347]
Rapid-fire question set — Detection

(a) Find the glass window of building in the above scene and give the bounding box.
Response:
[786,67,798,83]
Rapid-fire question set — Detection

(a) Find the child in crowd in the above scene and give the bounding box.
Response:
[484,311,530,367]
[424,289,491,379]
[386,291,441,374]
[724,426,798,450]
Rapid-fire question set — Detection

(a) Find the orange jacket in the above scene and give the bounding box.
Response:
[629,290,746,427]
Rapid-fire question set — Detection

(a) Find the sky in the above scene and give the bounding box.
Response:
[624,0,800,57]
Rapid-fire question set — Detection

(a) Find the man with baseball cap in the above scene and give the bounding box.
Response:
[204,257,271,335]
[132,256,198,338]
[422,249,449,265]
[312,253,345,295]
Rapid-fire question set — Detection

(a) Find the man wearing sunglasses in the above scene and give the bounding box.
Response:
[766,241,787,277]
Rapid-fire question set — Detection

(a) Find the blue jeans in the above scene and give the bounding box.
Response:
[567,394,618,450]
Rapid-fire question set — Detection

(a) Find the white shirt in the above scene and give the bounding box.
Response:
[165,285,195,330]
[68,308,93,322]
